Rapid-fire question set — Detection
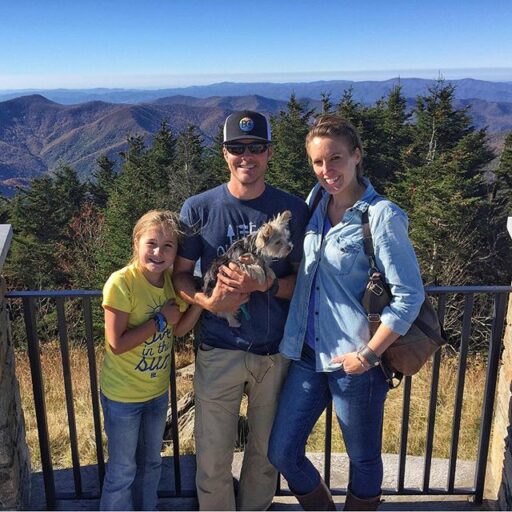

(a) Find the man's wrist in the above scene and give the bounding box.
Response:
[267,277,279,296]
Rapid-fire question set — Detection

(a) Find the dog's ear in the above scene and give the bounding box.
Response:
[277,210,292,224]
[259,223,274,242]
[255,224,274,251]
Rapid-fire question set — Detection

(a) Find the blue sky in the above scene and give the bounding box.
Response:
[1,0,511,89]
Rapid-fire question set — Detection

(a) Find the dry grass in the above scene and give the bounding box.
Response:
[307,351,487,460]
[16,344,485,470]
[15,341,195,470]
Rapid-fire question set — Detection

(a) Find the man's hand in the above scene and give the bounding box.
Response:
[206,279,250,314]
[216,262,273,294]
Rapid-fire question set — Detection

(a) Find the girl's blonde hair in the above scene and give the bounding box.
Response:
[129,210,182,267]
[305,114,364,184]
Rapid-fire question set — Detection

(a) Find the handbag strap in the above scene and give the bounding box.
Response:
[361,210,379,273]
[361,209,387,333]
[309,185,324,218]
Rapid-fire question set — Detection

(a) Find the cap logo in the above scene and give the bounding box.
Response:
[239,117,254,132]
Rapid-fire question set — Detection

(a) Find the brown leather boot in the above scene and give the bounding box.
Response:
[294,479,336,510]
[343,489,381,511]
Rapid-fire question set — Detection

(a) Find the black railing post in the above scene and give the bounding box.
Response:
[55,297,82,496]
[82,296,105,485]
[22,296,56,510]
[324,401,333,489]
[169,345,182,495]
[474,292,508,504]
[423,294,446,491]
[447,293,474,491]
[5,285,512,505]
[397,376,412,492]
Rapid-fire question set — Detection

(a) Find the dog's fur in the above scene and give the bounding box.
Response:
[203,210,293,327]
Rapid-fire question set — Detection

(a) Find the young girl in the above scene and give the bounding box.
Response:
[99,210,202,511]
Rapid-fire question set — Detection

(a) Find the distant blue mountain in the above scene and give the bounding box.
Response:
[2,78,512,104]
[0,84,511,196]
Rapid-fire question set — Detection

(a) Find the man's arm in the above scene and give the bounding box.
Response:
[173,256,249,314]
[217,262,300,300]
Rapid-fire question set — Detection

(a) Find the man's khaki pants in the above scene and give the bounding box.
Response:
[194,345,290,510]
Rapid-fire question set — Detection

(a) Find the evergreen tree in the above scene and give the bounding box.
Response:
[320,92,333,113]
[267,94,315,198]
[170,124,206,206]
[97,123,189,281]
[6,165,86,288]
[0,196,9,224]
[89,155,117,209]
[203,125,228,190]
[97,134,152,279]
[389,82,495,285]
[379,85,413,189]
[405,80,472,167]
[492,131,512,215]
[336,88,363,127]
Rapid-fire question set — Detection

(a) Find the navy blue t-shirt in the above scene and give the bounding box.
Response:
[179,183,309,354]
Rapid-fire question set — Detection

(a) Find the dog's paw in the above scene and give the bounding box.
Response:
[227,316,241,328]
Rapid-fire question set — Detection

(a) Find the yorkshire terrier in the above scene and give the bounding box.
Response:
[203,210,293,327]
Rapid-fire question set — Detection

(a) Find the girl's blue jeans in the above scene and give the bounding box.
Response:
[268,345,388,499]
[99,391,168,511]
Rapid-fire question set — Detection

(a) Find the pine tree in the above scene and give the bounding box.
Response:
[170,124,206,205]
[405,80,472,167]
[379,85,413,189]
[336,88,363,126]
[267,94,315,198]
[320,92,333,114]
[202,125,228,191]
[389,82,495,285]
[492,131,512,215]
[97,134,152,279]
[89,155,117,209]
[6,165,86,288]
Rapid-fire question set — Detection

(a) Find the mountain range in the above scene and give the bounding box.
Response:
[3,78,512,105]
[1,78,511,196]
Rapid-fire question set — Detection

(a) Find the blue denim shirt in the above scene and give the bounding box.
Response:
[279,180,424,372]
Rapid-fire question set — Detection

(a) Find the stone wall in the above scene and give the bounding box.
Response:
[0,272,31,508]
[485,291,512,509]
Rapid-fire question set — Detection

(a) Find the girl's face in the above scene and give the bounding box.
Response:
[136,227,178,279]
[307,135,361,197]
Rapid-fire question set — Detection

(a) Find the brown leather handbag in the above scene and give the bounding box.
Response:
[360,210,447,387]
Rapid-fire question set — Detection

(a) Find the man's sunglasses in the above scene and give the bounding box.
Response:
[224,142,269,155]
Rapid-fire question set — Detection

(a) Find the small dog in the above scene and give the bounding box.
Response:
[203,210,293,327]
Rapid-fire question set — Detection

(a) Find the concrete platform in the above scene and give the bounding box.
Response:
[29,452,484,511]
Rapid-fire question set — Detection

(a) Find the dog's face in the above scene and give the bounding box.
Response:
[255,210,293,259]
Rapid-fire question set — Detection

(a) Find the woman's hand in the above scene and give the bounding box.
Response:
[332,351,370,375]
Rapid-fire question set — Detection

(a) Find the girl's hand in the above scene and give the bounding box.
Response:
[331,351,370,375]
[161,300,182,325]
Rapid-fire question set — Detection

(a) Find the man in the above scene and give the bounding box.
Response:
[173,110,309,510]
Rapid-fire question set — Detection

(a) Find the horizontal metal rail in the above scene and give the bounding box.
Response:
[6,285,511,508]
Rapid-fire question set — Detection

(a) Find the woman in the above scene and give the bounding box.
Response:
[268,115,424,511]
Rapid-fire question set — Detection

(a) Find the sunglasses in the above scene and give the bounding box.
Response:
[224,142,269,155]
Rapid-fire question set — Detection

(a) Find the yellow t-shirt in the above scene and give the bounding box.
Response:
[100,263,188,402]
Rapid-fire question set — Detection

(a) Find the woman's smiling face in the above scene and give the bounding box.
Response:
[307,135,362,197]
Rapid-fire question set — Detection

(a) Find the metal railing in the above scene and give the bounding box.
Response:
[6,285,511,509]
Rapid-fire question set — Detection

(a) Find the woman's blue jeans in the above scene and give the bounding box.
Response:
[268,346,388,499]
[99,391,168,511]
